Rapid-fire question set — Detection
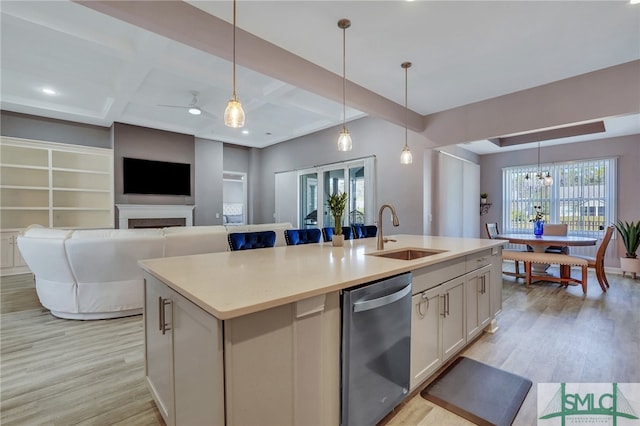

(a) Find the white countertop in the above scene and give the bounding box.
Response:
[139,235,504,320]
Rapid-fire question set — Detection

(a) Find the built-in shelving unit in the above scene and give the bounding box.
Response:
[0,136,114,231]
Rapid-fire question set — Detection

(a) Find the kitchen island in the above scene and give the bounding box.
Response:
[139,235,505,426]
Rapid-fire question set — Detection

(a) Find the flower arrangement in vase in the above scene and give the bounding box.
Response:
[530,205,545,237]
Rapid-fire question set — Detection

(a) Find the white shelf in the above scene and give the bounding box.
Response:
[0,163,49,171]
[0,136,114,231]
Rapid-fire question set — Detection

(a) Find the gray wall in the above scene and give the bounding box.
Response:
[195,138,224,225]
[0,111,111,148]
[479,134,640,267]
[113,123,195,206]
[223,144,251,173]
[255,116,433,235]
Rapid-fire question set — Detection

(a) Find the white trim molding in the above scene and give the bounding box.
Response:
[116,204,195,229]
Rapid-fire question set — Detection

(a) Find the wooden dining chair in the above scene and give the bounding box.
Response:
[543,224,569,254]
[485,223,499,239]
[485,222,523,277]
[573,226,614,291]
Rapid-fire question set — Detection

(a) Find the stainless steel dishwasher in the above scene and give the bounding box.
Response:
[341,272,412,426]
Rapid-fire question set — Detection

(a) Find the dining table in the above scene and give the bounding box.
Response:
[496,233,597,276]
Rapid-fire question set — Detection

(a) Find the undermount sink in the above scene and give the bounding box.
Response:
[368,248,447,261]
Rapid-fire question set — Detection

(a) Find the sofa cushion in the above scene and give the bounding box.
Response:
[163,226,229,257]
[70,228,163,239]
[17,226,77,313]
[162,225,226,235]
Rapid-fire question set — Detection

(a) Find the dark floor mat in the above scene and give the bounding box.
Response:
[421,356,532,426]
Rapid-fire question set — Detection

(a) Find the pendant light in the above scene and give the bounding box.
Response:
[400,62,413,165]
[525,141,552,187]
[336,19,352,152]
[224,0,245,128]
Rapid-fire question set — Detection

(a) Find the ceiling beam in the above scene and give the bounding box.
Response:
[497,121,606,147]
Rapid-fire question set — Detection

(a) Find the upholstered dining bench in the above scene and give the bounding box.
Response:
[501,251,591,294]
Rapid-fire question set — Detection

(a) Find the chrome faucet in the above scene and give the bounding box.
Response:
[377,204,400,250]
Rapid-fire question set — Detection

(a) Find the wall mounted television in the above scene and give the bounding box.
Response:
[123,157,191,196]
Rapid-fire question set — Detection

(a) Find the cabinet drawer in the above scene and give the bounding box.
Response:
[466,250,491,272]
[412,258,466,294]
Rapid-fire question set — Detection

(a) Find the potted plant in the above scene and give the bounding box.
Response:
[480,192,489,204]
[614,219,640,278]
[327,191,348,246]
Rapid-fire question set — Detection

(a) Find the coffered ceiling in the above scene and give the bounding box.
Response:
[1,1,639,153]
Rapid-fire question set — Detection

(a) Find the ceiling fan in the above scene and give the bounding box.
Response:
[158,91,215,117]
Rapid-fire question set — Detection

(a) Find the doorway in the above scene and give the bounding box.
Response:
[223,172,247,225]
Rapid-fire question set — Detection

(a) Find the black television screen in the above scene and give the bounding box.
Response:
[123,157,191,196]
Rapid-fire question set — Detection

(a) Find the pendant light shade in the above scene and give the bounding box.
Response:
[400,61,413,165]
[400,145,413,165]
[337,127,352,151]
[224,0,245,128]
[337,19,352,151]
[224,98,245,128]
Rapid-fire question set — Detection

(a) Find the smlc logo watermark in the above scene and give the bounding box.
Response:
[538,383,640,425]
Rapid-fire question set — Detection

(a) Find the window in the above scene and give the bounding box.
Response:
[297,157,376,230]
[502,158,616,238]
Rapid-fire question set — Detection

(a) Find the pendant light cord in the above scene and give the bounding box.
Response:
[342,25,346,130]
[404,65,408,146]
[537,141,541,178]
[232,0,237,100]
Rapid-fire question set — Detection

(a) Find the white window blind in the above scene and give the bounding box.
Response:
[502,157,616,238]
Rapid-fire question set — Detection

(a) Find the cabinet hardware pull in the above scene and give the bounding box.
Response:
[160,298,171,335]
[445,292,450,317]
[353,284,411,313]
[440,294,446,317]
[417,293,429,317]
[158,296,163,331]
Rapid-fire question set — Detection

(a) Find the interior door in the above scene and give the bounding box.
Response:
[300,172,318,229]
[323,169,345,229]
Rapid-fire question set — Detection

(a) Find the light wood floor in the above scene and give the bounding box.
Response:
[1,269,638,425]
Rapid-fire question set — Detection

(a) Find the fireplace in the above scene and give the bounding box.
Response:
[128,218,186,229]
[116,204,195,229]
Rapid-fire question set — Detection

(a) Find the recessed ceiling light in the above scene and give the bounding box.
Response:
[188,107,202,115]
[242,130,249,135]
[41,87,57,95]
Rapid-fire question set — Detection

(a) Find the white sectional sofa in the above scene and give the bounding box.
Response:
[17,223,293,320]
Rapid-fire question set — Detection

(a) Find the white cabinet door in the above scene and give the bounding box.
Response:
[173,290,225,426]
[441,277,466,362]
[1,233,14,269]
[145,274,225,426]
[13,235,26,267]
[466,265,492,340]
[410,287,441,390]
[1,231,30,275]
[144,276,175,426]
[490,249,503,317]
[477,269,492,330]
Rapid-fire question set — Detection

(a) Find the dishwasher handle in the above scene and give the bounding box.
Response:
[353,284,411,313]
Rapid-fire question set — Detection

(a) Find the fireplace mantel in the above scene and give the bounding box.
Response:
[116,204,195,229]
